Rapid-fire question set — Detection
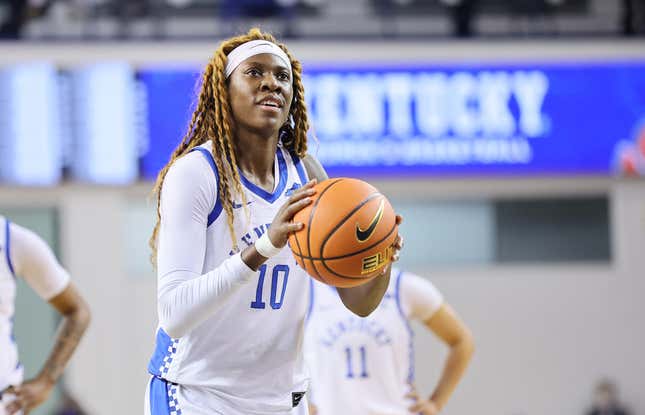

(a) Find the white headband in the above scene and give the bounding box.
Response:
[225,40,292,79]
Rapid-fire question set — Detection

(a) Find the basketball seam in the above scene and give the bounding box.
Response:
[306,178,344,284]
[318,221,398,280]
[289,198,306,270]
[320,192,382,261]
[292,220,398,277]
[290,231,305,270]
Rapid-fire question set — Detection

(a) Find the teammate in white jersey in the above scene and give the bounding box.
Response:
[0,216,90,415]
[145,28,403,415]
[305,269,474,415]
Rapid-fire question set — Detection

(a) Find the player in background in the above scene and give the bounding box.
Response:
[146,28,403,415]
[0,216,91,415]
[305,268,473,415]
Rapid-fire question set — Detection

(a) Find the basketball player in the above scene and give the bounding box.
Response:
[145,28,403,415]
[0,216,91,415]
[305,268,474,415]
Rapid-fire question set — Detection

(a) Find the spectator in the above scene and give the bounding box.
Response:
[441,0,478,37]
[0,0,28,39]
[622,0,645,35]
[587,379,630,415]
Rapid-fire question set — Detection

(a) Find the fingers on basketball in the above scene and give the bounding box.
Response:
[288,178,398,287]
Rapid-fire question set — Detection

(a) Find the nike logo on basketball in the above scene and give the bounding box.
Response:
[356,199,384,242]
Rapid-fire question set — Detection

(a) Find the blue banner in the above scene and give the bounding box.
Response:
[139,61,645,179]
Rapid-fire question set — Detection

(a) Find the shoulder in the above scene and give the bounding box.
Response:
[9,222,48,256]
[9,222,71,299]
[162,145,218,200]
[167,144,218,184]
[160,145,220,219]
[398,269,442,298]
[9,222,59,272]
[302,153,328,182]
[395,268,444,321]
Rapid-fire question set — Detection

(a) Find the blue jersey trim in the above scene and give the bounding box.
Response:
[149,376,171,415]
[147,328,174,377]
[306,278,315,323]
[239,147,288,203]
[10,317,16,344]
[5,220,15,278]
[394,270,415,383]
[289,150,309,185]
[190,147,223,226]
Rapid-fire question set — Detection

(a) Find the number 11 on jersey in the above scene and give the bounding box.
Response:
[345,345,369,379]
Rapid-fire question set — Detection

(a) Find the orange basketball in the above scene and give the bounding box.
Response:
[288,178,398,288]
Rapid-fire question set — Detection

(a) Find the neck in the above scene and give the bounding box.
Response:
[234,128,279,188]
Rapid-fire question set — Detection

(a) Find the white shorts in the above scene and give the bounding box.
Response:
[144,376,309,415]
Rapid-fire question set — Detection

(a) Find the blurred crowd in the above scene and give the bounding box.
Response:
[1,0,645,39]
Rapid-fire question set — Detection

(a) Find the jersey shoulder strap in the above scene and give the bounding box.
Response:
[189,147,222,226]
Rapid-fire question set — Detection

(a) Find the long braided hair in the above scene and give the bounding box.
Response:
[149,28,309,265]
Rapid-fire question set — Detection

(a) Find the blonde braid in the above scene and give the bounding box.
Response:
[208,48,244,249]
[286,55,309,157]
[149,62,216,264]
[150,27,312,264]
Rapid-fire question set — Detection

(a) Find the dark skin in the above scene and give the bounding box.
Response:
[227,53,402,316]
[228,54,292,192]
[2,284,90,415]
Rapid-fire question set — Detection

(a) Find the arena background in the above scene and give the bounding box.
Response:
[1,1,644,414]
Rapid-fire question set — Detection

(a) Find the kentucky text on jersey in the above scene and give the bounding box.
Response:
[230,223,273,255]
[305,270,445,415]
[318,315,392,348]
[147,142,311,415]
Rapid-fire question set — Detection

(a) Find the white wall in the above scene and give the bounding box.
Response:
[1,178,643,415]
[1,39,645,67]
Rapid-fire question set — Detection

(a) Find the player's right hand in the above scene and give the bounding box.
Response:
[406,387,439,415]
[267,179,317,248]
[2,377,54,415]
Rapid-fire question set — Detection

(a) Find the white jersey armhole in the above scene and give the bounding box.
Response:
[395,270,444,322]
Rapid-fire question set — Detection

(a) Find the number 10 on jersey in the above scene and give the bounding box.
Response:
[250,264,289,310]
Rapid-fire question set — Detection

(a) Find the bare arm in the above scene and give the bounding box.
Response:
[411,303,474,413]
[2,223,91,414]
[302,154,396,317]
[5,283,90,415]
[40,283,91,385]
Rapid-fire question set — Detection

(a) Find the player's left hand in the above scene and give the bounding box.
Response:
[406,388,439,415]
[2,377,54,415]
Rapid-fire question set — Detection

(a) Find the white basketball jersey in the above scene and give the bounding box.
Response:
[148,143,311,414]
[305,269,443,415]
[0,216,23,392]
